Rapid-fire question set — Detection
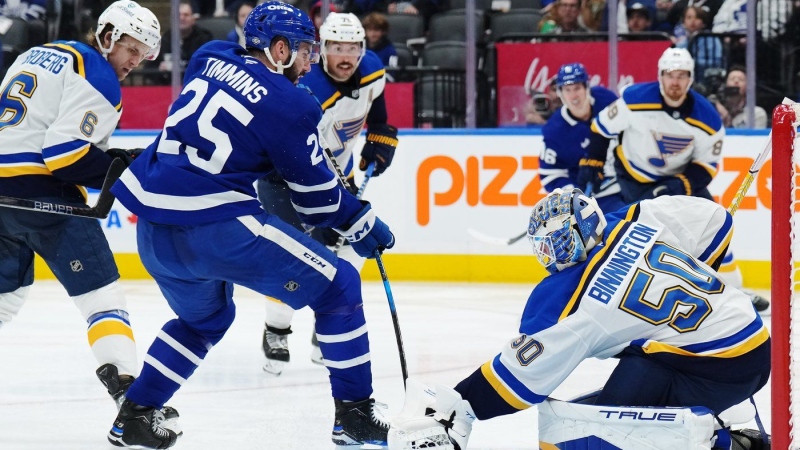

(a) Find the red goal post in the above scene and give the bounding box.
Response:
[772,101,800,450]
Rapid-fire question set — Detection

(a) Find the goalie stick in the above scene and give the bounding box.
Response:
[726,98,798,215]
[0,158,126,219]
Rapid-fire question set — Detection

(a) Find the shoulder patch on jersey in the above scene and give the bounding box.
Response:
[685,91,723,136]
[358,51,386,87]
[46,41,121,109]
[622,82,662,111]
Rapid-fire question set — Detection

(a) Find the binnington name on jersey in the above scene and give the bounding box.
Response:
[201,57,268,103]
[587,222,660,305]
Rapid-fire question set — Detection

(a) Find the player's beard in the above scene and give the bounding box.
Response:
[663,84,687,103]
[284,64,307,85]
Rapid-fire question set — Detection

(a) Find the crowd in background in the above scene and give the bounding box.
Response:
[0,0,794,128]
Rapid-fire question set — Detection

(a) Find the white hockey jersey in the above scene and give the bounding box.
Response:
[300,51,387,177]
[0,40,121,200]
[480,196,766,409]
[591,82,724,186]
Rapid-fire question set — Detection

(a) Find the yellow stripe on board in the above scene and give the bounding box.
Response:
[87,320,135,345]
[33,254,772,288]
[539,442,560,450]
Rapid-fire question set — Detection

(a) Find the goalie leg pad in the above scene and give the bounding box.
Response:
[538,399,717,450]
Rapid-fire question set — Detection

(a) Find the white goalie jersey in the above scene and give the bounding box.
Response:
[591,82,724,185]
[300,51,386,177]
[481,196,767,407]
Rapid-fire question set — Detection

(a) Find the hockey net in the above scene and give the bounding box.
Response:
[772,101,800,450]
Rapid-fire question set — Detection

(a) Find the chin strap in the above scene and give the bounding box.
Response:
[264,48,296,74]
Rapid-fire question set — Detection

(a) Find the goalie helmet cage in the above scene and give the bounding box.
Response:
[772,103,800,450]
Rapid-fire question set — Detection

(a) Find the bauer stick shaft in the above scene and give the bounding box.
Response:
[375,251,409,386]
[322,147,408,385]
[0,158,126,219]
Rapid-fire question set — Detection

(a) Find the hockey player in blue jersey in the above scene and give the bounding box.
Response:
[539,62,625,212]
[579,47,769,312]
[388,189,770,450]
[107,2,395,448]
[257,12,398,373]
[0,0,180,423]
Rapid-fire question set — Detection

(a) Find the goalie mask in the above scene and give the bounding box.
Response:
[527,188,606,274]
[95,1,161,61]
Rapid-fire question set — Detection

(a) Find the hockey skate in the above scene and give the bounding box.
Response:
[262,325,291,375]
[108,397,179,449]
[332,398,390,447]
[96,364,181,434]
[310,330,324,365]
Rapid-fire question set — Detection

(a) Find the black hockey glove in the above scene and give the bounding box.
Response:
[644,176,690,199]
[576,158,604,195]
[107,148,144,167]
[359,125,398,177]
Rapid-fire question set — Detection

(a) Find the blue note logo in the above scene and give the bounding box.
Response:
[648,132,694,167]
[333,117,366,150]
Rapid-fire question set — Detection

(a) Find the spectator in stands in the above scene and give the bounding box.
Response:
[712,65,767,128]
[539,0,591,33]
[309,0,337,41]
[362,12,396,67]
[0,0,46,21]
[673,5,722,85]
[226,0,255,47]
[525,78,562,126]
[342,0,447,30]
[152,0,214,75]
[626,2,653,31]
[711,0,746,33]
[580,0,606,31]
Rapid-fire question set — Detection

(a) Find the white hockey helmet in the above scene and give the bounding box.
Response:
[657,47,694,95]
[95,1,161,61]
[527,188,606,274]
[320,13,366,77]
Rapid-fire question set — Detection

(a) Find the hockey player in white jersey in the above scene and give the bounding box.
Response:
[389,189,770,450]
[256,11,398,373]
[579,47,769,312]
[0,0,179,424]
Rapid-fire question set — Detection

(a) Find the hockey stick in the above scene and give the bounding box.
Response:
[726,98,799,214]
[331,162,375,253]
[467,184,595,246]
[0,158,126,219]
[375,251,409,387]
[322,147,409,386]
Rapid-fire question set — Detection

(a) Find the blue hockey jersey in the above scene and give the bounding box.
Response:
[112,41,363,227]
[539,86,618,193]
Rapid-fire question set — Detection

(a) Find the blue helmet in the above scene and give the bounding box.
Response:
[243,1,319,70]
[527,188,606,274]
[556,63,589,88]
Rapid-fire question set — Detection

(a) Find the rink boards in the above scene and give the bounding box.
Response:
[34,129,774,287]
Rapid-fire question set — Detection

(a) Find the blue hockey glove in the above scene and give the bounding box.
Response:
[335,201,395,258]
[577,158,604,194]
[359,125,397,177]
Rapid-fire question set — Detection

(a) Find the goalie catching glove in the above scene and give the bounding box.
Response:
[335,200,394,258]
[360,124,398,177]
